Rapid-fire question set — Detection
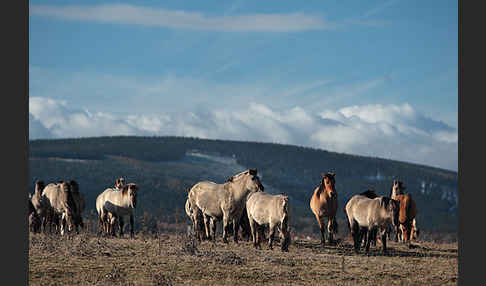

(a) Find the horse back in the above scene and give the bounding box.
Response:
[188,181,225,218]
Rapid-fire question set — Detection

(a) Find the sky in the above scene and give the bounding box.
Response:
[29,0,458,171]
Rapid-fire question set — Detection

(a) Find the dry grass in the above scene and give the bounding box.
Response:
[29,231,458,286]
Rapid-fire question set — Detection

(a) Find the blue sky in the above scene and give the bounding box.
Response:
[29,0,458,171]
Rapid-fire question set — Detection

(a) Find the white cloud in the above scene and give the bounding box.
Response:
[29,97,457,171]
[30,4,335,32]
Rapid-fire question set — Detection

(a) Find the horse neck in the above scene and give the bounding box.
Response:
[227,178,251,201]
[316,184,332,198]
[391,187,403,199]
[119,192,131,207]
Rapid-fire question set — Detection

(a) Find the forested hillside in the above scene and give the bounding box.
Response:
[29,136,458,235]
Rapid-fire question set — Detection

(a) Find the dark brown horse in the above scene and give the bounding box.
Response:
[310,172,338,245]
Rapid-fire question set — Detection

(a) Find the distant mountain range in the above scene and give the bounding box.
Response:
[29,136,458,235]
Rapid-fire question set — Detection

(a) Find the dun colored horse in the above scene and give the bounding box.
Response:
[246,192,291,252]
[187,169,264,243]
[310,172,338,246]
[345,194,399,253]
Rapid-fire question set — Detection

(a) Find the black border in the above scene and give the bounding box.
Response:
[4,0,28,284]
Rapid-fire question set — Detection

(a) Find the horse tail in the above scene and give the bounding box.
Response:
[280,196,291,252]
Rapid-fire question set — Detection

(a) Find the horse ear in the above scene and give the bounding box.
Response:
[329,172,336,178]
[249,168,257,175]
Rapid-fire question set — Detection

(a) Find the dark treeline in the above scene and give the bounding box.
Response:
[29,136,458,235]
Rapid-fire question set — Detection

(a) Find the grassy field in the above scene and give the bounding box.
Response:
[29,231,458,286]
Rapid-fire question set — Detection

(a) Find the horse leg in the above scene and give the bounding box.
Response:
[351,222,360,253]
[232,217,239,244]
[365,228,373,253]
[222,214,230,244]
[119,216,125,237]
[209,218,216,242]
[315,215,326,246]
[327,218,336,245]
[257,224,264,249]
[394,225,400,242]
[203,214,212,241]
[279,219,290,252]
[370,228,377,247]
[268,223,276,250]
[360,227,367,248]
[248,214,258,248]
[381,231,388,254]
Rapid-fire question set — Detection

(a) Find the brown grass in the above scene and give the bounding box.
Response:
[29,231,458,286]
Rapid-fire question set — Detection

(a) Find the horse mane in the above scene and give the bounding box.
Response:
[121,183,138,195]
[380,196,391,208]
[227,169,256,183]
[359,189,378,199]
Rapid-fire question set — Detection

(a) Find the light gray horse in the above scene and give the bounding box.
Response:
[187,169,264,243]
[30,181,49,232]
[246,191,291,252]
[345,194,399,253]
[96,183,139,238]
[42,181,78,235]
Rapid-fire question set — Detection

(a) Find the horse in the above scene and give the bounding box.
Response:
[28,194,41,233]
[246,191,291,252]
[394,193,419,245]
[187,168,264,243]
[67,180,85,233]
[96,183,139,238]
[185,198,207,241]
[389,180,419,242]
[30,180,50,233]
[41,181,78,235]
[309,172,338,246]
[354,189,379,247]
[345,194,399,253]
[100,177,128,235]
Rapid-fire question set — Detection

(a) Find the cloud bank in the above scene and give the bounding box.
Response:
[29,97,457,171]
[30,4,335,32]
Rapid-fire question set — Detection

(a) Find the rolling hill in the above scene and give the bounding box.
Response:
[28,136,458,236]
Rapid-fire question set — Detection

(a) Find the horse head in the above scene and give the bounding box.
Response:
[230,169,265,193]
[391,180,406,198]
[69,180,79,193]
[123,183,139,209]
[320,172,337,198]
[115,177,126,190]
[247,168,265,192]
[34,180,45,195]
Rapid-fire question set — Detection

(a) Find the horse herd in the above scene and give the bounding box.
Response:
[28,168,419,254]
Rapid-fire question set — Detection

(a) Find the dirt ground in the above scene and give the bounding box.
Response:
[29,232,458,286]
